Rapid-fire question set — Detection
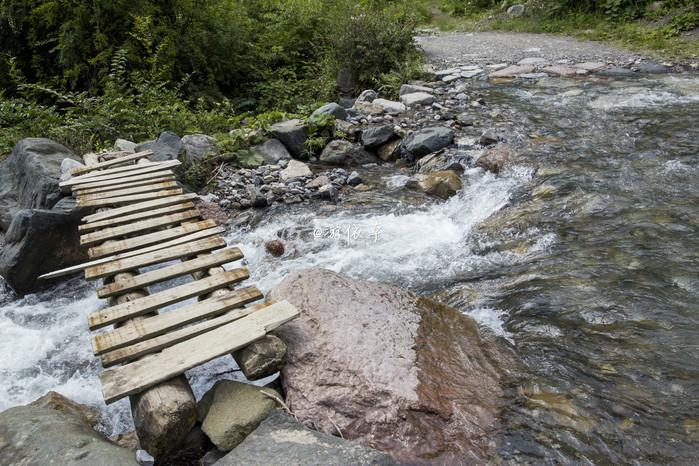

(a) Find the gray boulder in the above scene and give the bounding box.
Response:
[356,89,378,103]
[507,4,525,16]
[311,103,348,121]
[399,84,432,96]
[597,66,636,77]
[399,92,435,107]
[637,62,669,74]
[401,126,454,161]
[253,139,292,165]
[270,119,309,159]
[0,403,137,465]
[320,140,378,166]
[135,131,183,161]
[233,335,287,380]
[216,410,398,466]
[269,269,516,464]
[181,134,219,163]
[371,99,406,114]
[360,125,395,150]
[478,128,500,146]
[280,160,313,181]
[0,139,87,294]
[199,380,278,451]
[114,138,136,153]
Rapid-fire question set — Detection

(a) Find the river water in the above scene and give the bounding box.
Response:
[1,73,698,463]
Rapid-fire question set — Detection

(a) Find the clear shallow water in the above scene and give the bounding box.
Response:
[1,73,698,463]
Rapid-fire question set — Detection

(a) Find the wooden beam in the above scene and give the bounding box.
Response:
[99,301,299,403]
[82,193,198,223]
[93,286,263,356]
[96,248,243,298]
[88,267,249,330]
[79,202,194,232]
[61,161,180,187]
[70,150,154,175]
[38,227,224,280]
[70,170,176,191]
[76,180,179,201]
[87,219,215,258]
[75,176,175,196]
[80,209,202,246]
[84,236,229,280]
[76,188,183,208]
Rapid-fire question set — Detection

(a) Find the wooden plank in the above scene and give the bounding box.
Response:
[80,209,202,246]
[70,150,153,175]
[79,202,194,232]
[76,180,178,200]
[96,248,243,298]
[84,236,229,280]
[76,188,183,208]
[70,170,175,191]
[82,193,198,223]
[88,267,249,330]
[75,176,175,196]
[100,301,299,403]
[93,286,263,356]
[87,219,214,258]
[38,227,224,280]
[61,161,179,187]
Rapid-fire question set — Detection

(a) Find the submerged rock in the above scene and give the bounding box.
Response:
[0,402,137,465]
[199,380,278,451]
[216,410,398,466]
[269,269,517,464]
[0,138,87,294]
[406,170,463,199]
[476,144,516,174]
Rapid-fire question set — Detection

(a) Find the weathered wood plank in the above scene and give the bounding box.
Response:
[99,299,271,368]
[70,150,153,175]
[93,286,263,356]
[70,170,175,191]
[84,236,228,280]
[61,161,179,187]
[76,180,179,201]
[80,209,202,246]
[88,267,249,330]
[100,301,298,403]
[38,227,224,280]
[75,176,175,196]
[96,247,243,298]
[79,202,194,232]
[76,188,183,208]
[87,219,215,258]
[82,193,198,223]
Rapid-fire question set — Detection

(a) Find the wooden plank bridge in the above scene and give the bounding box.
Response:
[42,150,299,404]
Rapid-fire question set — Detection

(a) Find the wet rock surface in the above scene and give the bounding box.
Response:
[269,269,517,464]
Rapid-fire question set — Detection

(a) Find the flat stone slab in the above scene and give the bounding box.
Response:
[542,65,579,77]
[489,64,535,78]
[435,67,461,76]
[460,69,483,78]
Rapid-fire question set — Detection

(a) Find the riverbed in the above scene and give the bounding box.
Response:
[1,72,698,463]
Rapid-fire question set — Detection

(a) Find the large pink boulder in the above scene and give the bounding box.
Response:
[269,269,517,464]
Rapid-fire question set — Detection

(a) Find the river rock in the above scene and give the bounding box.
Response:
[353,101,385,115]
[406,170,463,199]
[400,92,435,107]
[253,139,292,165]
[135,131,183,161]
[199,380,278,451]
[233,334,288,380]
[281,160,313,181]
[0,403,137,465]
[0,138,87,294]
[476,144,516,174]
[372,98,405,114]
[360,125,395,149]
[543,65,578,77]
[268,269,516,464]
[597,66,636,77]
[334,120,361,141]
[216,410,398,466]
[181,134,219,163]
[114,138,136,152]
[270,119,309,159]
[29,391,100,428]
[488,64,535,78]
[311,103,348,121]
[377,139,402,162]
[399,84,432,96]
[574,61,607,72]
[319,140,377,166]
[401,126,454,161]
[637,62,669,73]
[478,128,500,146]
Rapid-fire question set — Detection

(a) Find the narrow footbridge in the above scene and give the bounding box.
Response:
[42,150,298,404]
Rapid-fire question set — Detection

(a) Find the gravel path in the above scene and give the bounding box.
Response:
[417,31,647,67]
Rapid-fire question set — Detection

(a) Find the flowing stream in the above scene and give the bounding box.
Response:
[1,73,698,463]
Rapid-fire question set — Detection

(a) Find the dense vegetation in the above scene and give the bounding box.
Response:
[0,0,421,155]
